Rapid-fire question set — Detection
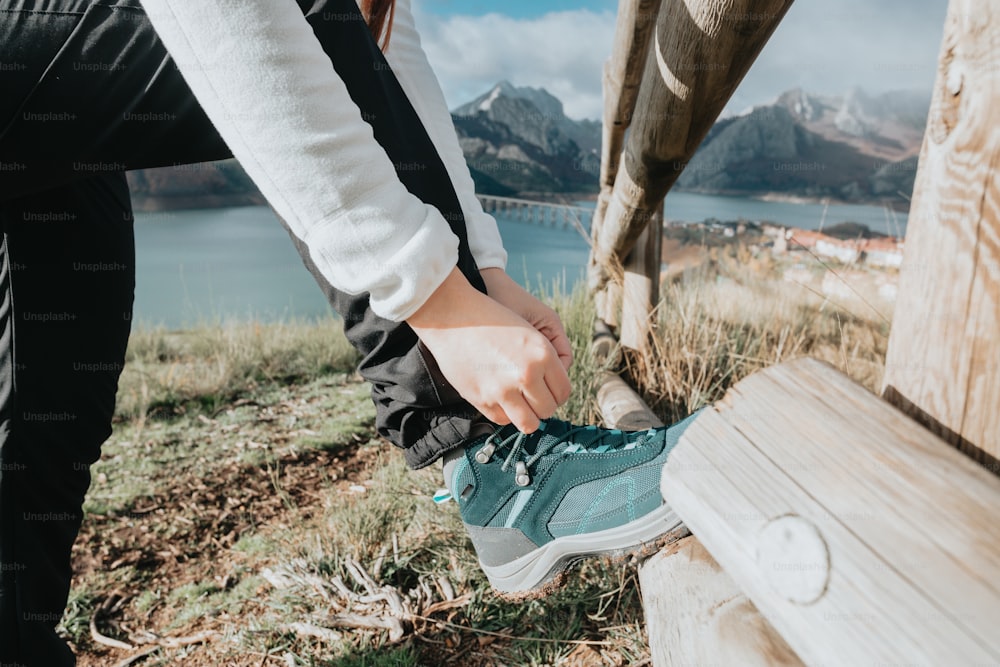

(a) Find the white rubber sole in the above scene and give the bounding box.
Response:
[479,503,683,595]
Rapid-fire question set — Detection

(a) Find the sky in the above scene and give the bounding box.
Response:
[412,0,950,120]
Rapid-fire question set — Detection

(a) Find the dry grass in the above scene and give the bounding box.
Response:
[64,244,892,665]
[624,245,891,424]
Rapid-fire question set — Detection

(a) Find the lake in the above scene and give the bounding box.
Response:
[133,192,906,328]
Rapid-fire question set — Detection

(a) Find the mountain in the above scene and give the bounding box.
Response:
[676,88,929,203]
[126,159,264,211]
[124,83,928,209]
[451,81,600,194]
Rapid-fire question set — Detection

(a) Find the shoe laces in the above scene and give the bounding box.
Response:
[473,419,647,487]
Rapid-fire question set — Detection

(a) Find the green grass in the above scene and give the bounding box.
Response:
[67,252,889,665]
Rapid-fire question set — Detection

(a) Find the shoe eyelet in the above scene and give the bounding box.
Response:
[475,442,496,464]
[515,461,531,487]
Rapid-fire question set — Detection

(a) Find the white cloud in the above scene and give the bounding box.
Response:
[412,4,616,120]
[412,0,947,121]
[728,0,947,113]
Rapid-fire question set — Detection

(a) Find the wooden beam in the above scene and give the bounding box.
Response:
[596,370,663,431]
[882,0,1000,469]
[589,0,661,325]
[662,357,1000,664]
[598,0,661,202]
[640,536,803,667]
[595,279,622,331]
[592,0,794,280]
[620,201,663,352]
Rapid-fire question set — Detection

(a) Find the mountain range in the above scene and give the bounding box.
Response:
[676,87,928,203]
[127,83,929,210]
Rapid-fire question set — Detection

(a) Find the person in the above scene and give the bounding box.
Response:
[0,0,696,663]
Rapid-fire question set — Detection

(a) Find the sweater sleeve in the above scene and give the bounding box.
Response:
[138,0,460,322]
[383,0,508,272]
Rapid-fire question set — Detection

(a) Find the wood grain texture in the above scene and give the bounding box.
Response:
[593,0,794,274]
[664,357,1000,664]
[639,536,803,667]
[620,202,663,352]
[882,0,1000,466]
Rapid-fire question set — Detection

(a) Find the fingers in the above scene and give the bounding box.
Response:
[472,343,571,434]
[519,382,557,432]
[534,312,573,373]
[503,394,542,434]
[544,357,572,406]
[547,324,574,372]
[507,344,572,433]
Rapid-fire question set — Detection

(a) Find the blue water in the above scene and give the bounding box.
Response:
[661,191,908,237]
[133,193,905,328]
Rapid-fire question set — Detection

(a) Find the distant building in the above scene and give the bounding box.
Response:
[786,228,903,267]
[861,238,905,268]
[816,238,862,264]
[786,229,829,249]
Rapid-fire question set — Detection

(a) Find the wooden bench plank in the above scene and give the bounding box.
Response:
[662,357,1000,664]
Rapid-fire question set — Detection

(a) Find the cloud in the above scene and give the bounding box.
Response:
[413,4,616,120]
[414,0,947,121]
[729,0,947,113]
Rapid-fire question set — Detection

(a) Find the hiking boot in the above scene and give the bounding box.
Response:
[442,412,699,597]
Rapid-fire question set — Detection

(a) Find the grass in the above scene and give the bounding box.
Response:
[65,243,891,665]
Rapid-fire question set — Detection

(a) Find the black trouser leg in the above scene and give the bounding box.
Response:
[0,173,134,667]
[1,0,485,469]
[294,1,487,468]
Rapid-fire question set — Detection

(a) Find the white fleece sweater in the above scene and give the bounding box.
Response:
[138,0,506,321]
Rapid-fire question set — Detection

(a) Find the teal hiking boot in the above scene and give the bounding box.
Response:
[444,412,699,597]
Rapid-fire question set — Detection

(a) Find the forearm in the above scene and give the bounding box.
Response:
[139,0,460,321]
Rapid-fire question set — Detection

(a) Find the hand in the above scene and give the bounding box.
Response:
[407,268,572,433]
[479,268,573,372]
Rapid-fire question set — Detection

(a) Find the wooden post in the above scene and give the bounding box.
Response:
[662,358,1000,664]
[882,0,1000,469]
[590,0,660,325]
[592,0,794,284]
[620,201,664,352]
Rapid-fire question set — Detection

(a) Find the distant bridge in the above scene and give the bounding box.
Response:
[476,194,593,240]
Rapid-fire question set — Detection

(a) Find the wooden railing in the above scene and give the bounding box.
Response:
[590,0,1000,664]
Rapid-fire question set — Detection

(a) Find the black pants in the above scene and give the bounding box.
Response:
[0,1,484,663]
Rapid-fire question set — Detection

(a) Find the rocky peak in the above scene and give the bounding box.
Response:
[456,81,566,121]
[775,88,828,123]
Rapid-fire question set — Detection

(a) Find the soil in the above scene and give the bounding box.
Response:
[70,434,383,666]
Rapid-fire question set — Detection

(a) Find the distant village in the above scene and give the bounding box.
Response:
[766,226,904,269]
[666,219,905,303]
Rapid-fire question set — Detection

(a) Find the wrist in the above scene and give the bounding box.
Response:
[480,267,516,294]
[407,267,481,330]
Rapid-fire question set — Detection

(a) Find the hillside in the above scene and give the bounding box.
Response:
[126,159,265,211]
[452,81,601,195]
[676,88,928,203]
